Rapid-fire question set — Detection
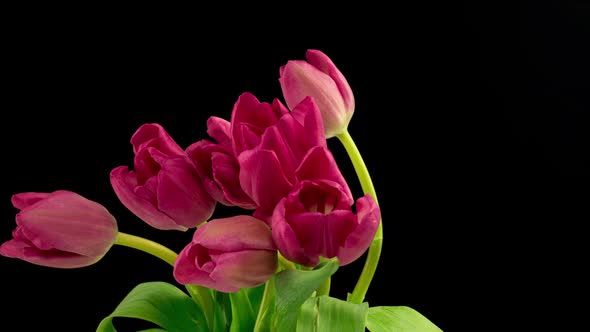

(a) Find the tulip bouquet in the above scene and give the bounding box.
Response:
[1,50,441,331]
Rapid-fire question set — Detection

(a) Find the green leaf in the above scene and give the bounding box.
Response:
[96,282,207,332]
[296,295,368,332]
[229,288,256,332]
[273,258,339,332]
[138,329,167,332]
[366,306,442,332]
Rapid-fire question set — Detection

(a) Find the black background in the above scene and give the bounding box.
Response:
[2,2,588,331]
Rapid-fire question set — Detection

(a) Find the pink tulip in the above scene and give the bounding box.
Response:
[271,180,380,267]
[186,117,256,209]
[0,191,117,268]
[231,93,351,222]
[279,49,355,138]
[111,123,215,231]
[173,215,277,293]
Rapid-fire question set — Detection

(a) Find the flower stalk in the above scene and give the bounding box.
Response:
[337,130,383,304]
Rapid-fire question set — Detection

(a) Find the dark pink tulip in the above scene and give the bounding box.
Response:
[173,215,277,293]
[271,180,380,267]
[0,191,118,268]
[111,123,215,231]
[279,49,355,138]
[230,92,290,156]
[232,93,349,222]
[186,117,256,209]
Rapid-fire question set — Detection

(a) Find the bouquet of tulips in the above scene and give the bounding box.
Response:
[1,50,441,331]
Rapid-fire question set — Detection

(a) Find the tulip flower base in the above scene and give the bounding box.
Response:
[1,50,442,331]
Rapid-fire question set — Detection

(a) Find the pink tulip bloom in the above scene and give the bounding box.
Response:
[186,117,256,209]
[272,180,380,267]
[279,49,355,138]
[0,191,117,268]
[111,123,215,231]
[173,215,277,293]
[231,93,351,222]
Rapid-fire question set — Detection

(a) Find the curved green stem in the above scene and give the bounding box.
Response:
[114,232,215,329]
[337,130,383,304]
[316,276,331,297]
[114,232,178,266]
[253,278,275,332]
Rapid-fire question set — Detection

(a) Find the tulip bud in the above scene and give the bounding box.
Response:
[272,180,380,267]
[111,123,216,231]
[279,49,355,138]
[0,191,118,268]
[173,215,277,293]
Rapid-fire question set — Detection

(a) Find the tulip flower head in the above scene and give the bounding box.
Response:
[280,49,355,138]
[111,123,216,231]
[173,215,277,293]
[0,191,118,268]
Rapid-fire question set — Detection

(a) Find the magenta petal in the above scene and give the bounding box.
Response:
[338,194,380,266]
[296,146,353,204]
[110,166,185,231]
[130,123,184,156]
[238,149,293,222]
[271,199,314,266]
[14,191,117,257]
[195,216,275,252]
[209,250,277,292]
[207,116,232,148]
[210,152,256,209]
[173,243,220,289]
[11,192,51,210]
[0,238,100,268]
[289,96,327,148]
[156,157,215,228]
[305,49,355,112]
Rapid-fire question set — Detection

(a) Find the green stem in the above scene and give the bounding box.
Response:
[316,277,331,297]
[114,232,178,266]
[336,130,383,304]
[253,278,275,332]
[114,232,215,329]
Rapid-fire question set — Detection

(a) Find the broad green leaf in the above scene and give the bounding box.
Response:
[296,295,368,332]
[229,289,256,332]
[96,282,207,332]
[138,329,167,332]
[366,306,442,332]
[273,258,339,332]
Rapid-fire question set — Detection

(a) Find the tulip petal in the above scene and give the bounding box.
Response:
[130,123,184,156]
[14,191,116,257]
[209,250,277,291]
[11,192,51,210]
[306,49,355,112]
[338,194,380,266]
[0,238,100,268]
[271,199,313,266]
[207,116,232,148]
[210,152,256,209]
[296,146,353,204]
[238,149,293,222]
[195,216,275,252]
[110,166,186,231]
[231,93,288,155]
[173,243,225,290]
[156,157,215,229]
